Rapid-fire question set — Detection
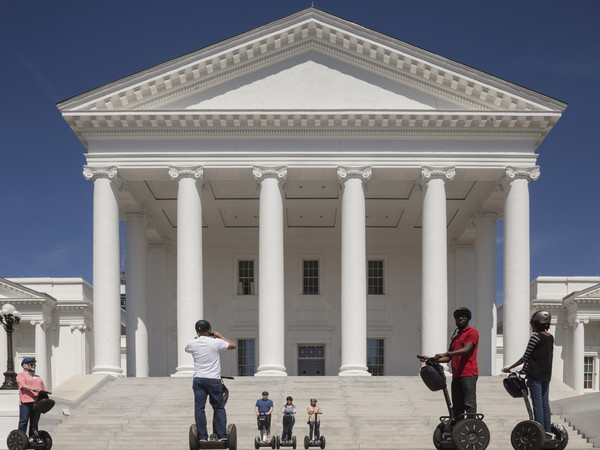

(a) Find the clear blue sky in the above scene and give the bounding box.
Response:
[1,1,599,296]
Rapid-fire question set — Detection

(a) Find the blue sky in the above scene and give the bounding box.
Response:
[1,1,599,295]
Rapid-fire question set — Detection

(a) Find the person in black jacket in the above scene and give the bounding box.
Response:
[503,310,554,438]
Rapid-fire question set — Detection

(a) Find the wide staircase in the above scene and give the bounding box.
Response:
[43,376,594,450]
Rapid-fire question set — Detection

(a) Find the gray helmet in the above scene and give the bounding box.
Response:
[195,320,211,334]
[453,307,472,320]
[530,310,551,325]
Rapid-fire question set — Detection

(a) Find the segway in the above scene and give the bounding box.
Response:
[255,414,276,449]
[189,377,237,450]
[418,356,490,450]
[503,371,568,450]
[277,412,297,449]
[7,390,55,450]
[303,413,325,449]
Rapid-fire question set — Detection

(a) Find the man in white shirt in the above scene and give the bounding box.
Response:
[185,320,236,442]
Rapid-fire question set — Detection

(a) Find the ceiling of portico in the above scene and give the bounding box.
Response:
[120,166,505,244]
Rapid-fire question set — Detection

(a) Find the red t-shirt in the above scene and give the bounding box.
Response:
[449,326,479,377]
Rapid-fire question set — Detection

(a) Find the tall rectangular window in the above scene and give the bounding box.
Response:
[237,260,255,295]
[368,260,384,295]
[584,356,594,390]
[367,338,384,376]
[303,260,319,295]
[237,339,255,376]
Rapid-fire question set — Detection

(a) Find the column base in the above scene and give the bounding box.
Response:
[172,365,194,377]
[338,364,371,376]
[255,364,287,376]
[92,365,123,377]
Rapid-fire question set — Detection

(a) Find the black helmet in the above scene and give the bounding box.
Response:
[195,320,211,334]
[530,310,551,326]
[453,307,472,320]
[286,396,293,402]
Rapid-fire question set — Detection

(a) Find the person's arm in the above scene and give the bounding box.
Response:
[503,334,539,372]
[212,331,236,350]
[255,405,260,416]
[292,406,296,414]
[267,405,273,415]
[503,357,525,373]
[281,406,285,414]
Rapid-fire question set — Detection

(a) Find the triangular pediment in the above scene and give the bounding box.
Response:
[158,50,463,111]
[58,8,565,141]
[0,277,45,301]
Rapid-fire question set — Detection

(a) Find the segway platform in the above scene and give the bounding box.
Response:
[189,424,237,450]
[277,435,297,449]
[7,391,55,450]
[255,414,276,449]
[303,436,325,449]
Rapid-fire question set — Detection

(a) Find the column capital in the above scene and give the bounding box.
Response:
[123,210,149,223]
[569,316,590,326]
[83,166,118,182]
[29,319,46,328]
[337,166,372,183]
[252,166,287,182]
[472,211,499,225]
[70,323,88,332]
[419,166,455,185]
[505,166,540,183]
[452,242,474,251]
[168,166,204,181]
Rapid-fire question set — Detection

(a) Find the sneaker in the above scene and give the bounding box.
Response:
[219,437,228,442]
[545,432,556,440]
[199,439,208,442]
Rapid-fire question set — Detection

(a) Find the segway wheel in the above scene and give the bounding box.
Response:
[38,431,53,450]
[189,424,199,450]
[320,436,326,449]
[227,424,237,450]
[6,430,28,450]
[255,437,260,450]
[451,418,489,450]
[550,422,569,450]
[292,436,297,449]
[271,437,277,449]
[432,423,446,450]
[304,436,309,449]
[510,420,545,450]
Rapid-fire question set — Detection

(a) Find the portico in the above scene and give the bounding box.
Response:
[58,8,565,378]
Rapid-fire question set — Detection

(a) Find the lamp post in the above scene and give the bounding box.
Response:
[0,303,22,390]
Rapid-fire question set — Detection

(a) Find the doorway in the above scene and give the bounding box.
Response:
[298,344,325,376]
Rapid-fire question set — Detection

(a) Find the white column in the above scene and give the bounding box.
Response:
[420,167,455,357]
[125,211,149,377]
[474,212,498,376]
[70,324,88,375]
[253,166,287,376]
[338,166,371,376]
[83,166,123,376]
[572,318,586,394]
[503,167,539,366]
[33,320,48,387]
[169,166,204,376]
[453,243,475,333]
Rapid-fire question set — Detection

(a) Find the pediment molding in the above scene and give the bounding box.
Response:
[58,8,565,117]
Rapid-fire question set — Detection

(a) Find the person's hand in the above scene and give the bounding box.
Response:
[419,355,429,362]
[502,367,510,373]
[212,331,223,339]
[434,353,447,361]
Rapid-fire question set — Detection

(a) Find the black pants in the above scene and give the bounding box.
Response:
[451,375,477,418]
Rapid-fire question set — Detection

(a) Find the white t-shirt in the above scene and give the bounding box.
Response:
[185,336,229,379]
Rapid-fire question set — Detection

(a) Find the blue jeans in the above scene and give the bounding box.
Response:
[282,418,295,441]
[309,421,320,441]
[193,377,227,440]
[527,378,551,432]
[18,402,40,437]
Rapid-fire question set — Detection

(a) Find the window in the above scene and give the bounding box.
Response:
[368,260,384,295]
[237,339,255,376]
[367,339,384,376]
[303,260,319,295]
[584,355,595,390]
[237,260,255,295]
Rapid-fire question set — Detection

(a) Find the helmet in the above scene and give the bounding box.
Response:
[530,310,551,325]
[195,320,211,334]
[286,396,293,402]
[310,398,317,403]
[453,307,472,320]
[21,358,36,367]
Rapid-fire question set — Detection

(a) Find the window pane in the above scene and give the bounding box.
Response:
[238,339,255,376]
[368,260,384,295]
[238,260,255,295]
[584,356,594,389]
[303,260,319,295]
[367,338,384,376]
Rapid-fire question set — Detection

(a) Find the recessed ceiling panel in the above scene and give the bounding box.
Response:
[366,207,403,228]
[219,207,259,228]
[146,180,177,200]
[287,208,337,227]
[211,180,259,199]
[286,180,339,199]
[446,181,476,200]
[366,180,414,199]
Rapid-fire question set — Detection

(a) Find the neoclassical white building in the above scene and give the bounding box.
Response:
[56,8,568,379]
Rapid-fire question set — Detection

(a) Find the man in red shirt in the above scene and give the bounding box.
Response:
[420,307,479,418]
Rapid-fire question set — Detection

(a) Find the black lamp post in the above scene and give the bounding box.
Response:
[0,303,22,390]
